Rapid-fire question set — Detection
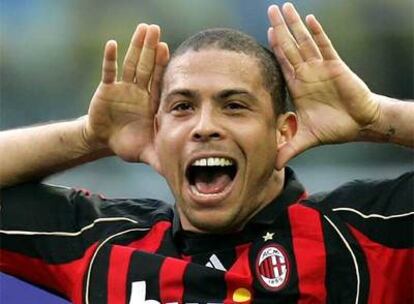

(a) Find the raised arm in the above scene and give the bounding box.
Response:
[0,24,169,187]
[267,3,414,169]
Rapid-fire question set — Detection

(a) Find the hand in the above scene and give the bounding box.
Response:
[267,3,380,169]
[84,24,169,171]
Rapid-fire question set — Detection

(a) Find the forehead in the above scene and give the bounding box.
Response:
[162,49,264,96]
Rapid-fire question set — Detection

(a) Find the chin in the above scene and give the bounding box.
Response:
[183,207,244,233]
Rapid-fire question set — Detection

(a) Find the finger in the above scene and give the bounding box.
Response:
[268,28,294,82]
[122,23,148,82]
[102,40,117,84]
[150,42,170,112]
[135,24,160,89]
[267,5,303,67]
[282,3,322,61]
[306,14,340,60]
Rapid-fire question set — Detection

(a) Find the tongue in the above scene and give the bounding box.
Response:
[194,171,232,194]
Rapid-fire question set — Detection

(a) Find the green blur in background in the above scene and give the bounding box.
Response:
[1,0,413,200]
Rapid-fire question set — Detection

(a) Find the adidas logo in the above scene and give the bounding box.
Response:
[205,254,226,271]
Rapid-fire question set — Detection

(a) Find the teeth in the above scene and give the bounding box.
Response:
[192,157,233,167]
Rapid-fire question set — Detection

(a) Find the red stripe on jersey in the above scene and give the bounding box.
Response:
[224,243,253,304]
[0,243,98,304]
[127,221,171,253]
[159,257,189,302]
[349,225,414,304]
[289,204,327,304]
[107,245,135,304]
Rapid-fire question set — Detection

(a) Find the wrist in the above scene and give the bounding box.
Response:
[357,94,414,147]
[357,94,390,143]
[77,116,114,157]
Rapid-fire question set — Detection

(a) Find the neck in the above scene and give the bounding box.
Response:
[241,167,286,226]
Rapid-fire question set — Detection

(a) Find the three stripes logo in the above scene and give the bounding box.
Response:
[255,243,290,291]
[205,254,226,271]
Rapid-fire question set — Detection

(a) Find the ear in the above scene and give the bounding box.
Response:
[274,112,297,170]
[275,112,297,150]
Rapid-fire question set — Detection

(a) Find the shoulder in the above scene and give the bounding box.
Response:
[308,171,413,215]
[305,172,414,248]
[96,196,173,226]
[0,182,174,230]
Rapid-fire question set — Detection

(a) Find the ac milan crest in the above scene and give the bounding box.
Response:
[255,243,290,291]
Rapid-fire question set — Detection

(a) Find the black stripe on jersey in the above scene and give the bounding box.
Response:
[126,251,163,302]
[319,171,414,248]
[87,244,111,304]
[182,262,227,303]
[249,209,300,304]
[156,227,181,258]
[0,234,87,263]
[318,206,370,304]
[322,215,358,303]
[189,247,238,273]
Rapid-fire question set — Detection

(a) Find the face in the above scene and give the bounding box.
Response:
[155,49,287,233]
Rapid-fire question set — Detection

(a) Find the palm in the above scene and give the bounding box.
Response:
[88,82,155,162]
[288,60,375,146]
[83,24,169,170]
[268,4,379,168]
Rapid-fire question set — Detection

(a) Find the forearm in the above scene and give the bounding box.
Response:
[358,94,414,148]
[0,117,112,187]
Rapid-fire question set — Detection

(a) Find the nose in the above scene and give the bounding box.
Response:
[191,106,223,142]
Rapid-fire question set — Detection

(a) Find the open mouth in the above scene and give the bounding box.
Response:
[186,157,238,195]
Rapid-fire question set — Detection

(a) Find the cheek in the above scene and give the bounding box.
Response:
[157,118,187,150]
[235,124,278,183]
[156,120,189,173]
[235,121,277,155]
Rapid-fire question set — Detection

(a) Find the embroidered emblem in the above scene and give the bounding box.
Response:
[255,243,290,291]
[262,232,274,241]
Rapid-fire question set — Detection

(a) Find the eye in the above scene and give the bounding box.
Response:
[171,102,193,112]
[225,101,246,111]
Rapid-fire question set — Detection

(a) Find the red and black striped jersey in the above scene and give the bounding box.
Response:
[1,168,413,304]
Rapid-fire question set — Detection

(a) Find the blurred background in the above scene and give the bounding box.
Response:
[0,0,413,303]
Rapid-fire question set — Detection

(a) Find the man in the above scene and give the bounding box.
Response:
[0,3,413,304]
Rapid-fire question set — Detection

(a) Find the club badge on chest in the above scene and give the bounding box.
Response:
[256,233,290,292]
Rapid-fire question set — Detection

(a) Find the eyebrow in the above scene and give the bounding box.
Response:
[165,88,257,101]
[165,89,200,100]
[214,89,258,101]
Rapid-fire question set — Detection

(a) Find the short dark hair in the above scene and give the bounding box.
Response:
[170,28,288,115]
